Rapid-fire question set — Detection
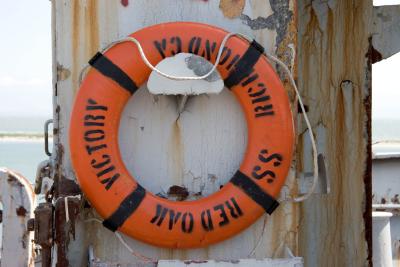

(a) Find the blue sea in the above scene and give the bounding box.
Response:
[0,117,52,184]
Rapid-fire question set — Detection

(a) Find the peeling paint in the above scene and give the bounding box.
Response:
[219,0,245,19]
[240,0,295,73]
[57,63,71,81]
[298,1,372,266]
[240,14,275,31]
[50,0,372,265]
[53,0,298,263]
[186,55,220,82]
[241,0,293,45]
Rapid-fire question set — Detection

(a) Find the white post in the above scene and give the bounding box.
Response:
[373,211,393,267]
[0,168,36,267]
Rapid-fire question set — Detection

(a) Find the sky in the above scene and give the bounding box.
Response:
[0,0,52,118]
[0,0,399,120]
[374,0,400,5]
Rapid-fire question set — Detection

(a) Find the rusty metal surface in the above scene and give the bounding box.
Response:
[0,168,36,267]
[50,0,372,266]
[33,202,53,267]
[52,0,298,265]
[54,197,80,267]
[297,1,372,266]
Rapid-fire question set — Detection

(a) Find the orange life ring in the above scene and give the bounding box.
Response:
[70,22,294,248]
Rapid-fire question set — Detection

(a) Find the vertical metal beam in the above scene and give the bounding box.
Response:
[298,0,372,266]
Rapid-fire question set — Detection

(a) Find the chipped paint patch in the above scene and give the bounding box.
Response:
[57,63,71,81]
[219,0,245,19]
[147,53,224,95]
[240,14,275,31]
[241,0,293,45]
[186,55,220,82]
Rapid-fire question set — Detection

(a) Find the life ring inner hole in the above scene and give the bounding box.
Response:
[118,84,248,201]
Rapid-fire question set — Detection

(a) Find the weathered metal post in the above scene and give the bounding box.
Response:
[298,1,374,266]
[0,168,36,267]
[373,212,393,267]
[32,0,374,266]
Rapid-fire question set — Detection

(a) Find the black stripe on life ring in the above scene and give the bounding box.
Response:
[102,184,146,232]
[230,171,279,215]
[224,40,264,89]
[89,52,138,95]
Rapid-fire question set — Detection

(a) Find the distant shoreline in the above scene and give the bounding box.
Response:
[0,132,53,142]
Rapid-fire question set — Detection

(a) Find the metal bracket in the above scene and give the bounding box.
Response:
[44,119,53,157]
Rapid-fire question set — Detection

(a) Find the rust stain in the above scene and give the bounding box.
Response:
[72,0,80,95]
[168,185,189,201]
[298,0,371,265]
[53,144,81,199]
[219,0,245,19]
[85,0,99,58]
[169,117,185,191]
[16,206,27,217]
[72,0,99,95]
[364,35,373,267]
[392,194,400,204]
[54,198,80,267]
[366,36,383,64]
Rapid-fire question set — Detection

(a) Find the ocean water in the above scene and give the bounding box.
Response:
[0,140,47,183]
[372,118,400,143]
[0,117,51,184]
